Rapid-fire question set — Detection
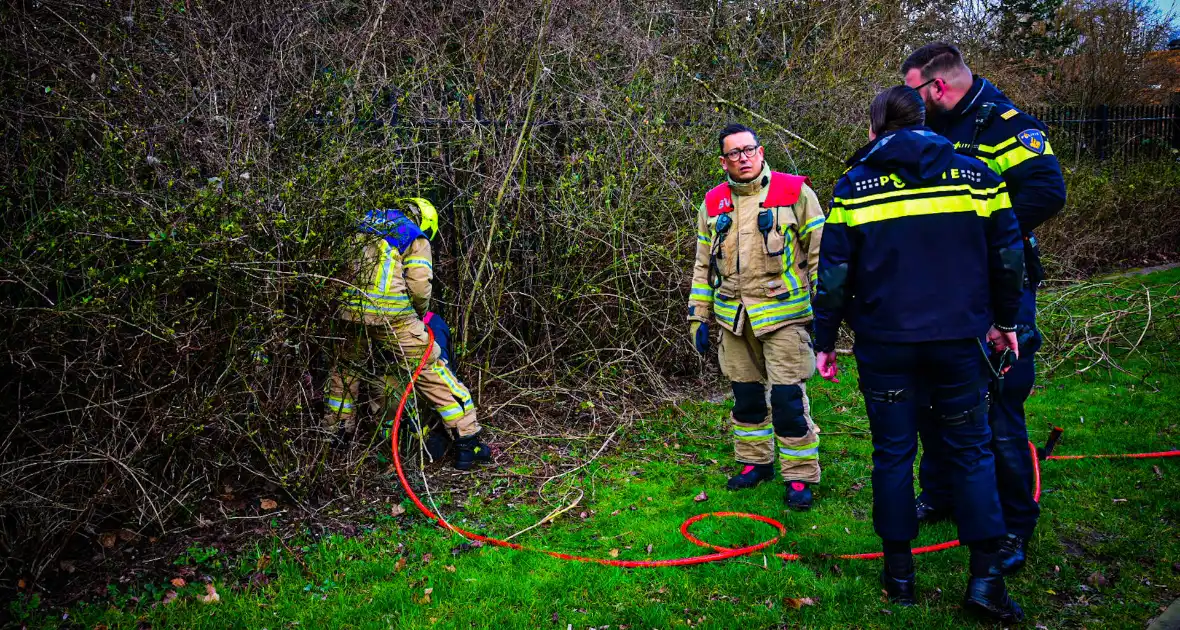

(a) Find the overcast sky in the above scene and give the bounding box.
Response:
[1152,0,1178,39]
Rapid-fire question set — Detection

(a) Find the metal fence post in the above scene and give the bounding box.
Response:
[1097,104,1108,161]
[1172,94,1180,155]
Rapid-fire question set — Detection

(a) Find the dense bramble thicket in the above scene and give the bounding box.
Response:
[1,0,1176,580]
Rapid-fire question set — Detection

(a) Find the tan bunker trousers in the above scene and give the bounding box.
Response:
[719,321,820,483]
[323,318,480,437]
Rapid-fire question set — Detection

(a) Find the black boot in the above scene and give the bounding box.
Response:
[404,417,446,461]
[915,498,952,525]
[727,463,775,490]
[454,432,492,470]
[881,551,916,606]
[785,481,813,511]
[420,426,451,462]
[330,424,354,449]
[998,534,1028,576]
[964,547,1024,623]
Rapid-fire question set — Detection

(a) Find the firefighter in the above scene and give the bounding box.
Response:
[323,198,491,470]
[812,86,1025,622]
[903,42,1067,574]
[687,123,826,510]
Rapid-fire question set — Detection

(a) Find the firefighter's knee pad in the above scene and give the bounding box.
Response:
[731,382,767,424]
[770,384,807,438]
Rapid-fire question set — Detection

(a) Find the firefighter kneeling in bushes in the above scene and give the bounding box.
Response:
[323,198,491,470]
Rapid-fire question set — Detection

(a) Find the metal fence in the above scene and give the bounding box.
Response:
[1028,104,1180,162]
[307,87,1180,163]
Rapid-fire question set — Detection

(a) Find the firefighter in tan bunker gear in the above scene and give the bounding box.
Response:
[688,124,825,510]
[323,198,491,470]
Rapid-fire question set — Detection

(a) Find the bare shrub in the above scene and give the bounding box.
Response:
[0,0,1176,582]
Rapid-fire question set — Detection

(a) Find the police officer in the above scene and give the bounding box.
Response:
[323,198,492,470]
[687,124,826,510]
[812,86,1025,622]
[902,42,1067,574]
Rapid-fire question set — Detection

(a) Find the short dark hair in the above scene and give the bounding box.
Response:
[718,123,759,154]
[870,85,926,136]
[900,42,967,78]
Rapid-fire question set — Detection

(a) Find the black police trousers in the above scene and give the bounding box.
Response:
[855,338,1005,544]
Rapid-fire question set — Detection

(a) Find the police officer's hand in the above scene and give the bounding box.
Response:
[817,350,840,383]
[987,326,1020,366]
[690,321,710,354]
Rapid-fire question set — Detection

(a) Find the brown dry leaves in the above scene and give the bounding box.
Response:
[417,587,433,604]
[199,583,220,604]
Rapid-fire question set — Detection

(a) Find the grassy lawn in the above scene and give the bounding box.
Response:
[15,269,1180,629]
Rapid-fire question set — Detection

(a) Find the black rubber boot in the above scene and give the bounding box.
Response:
[964,548,1025,623]
[785,481,813,511]
[454,432,492,471]
[998,534,1028,576]
[727,463,775,490]
[915,498,952,525]
[330,427,346,449]
[424,429,451,462]
[881,552,916,606]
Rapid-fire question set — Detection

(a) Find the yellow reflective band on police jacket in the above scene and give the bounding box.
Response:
[829,182,1011,228]
[964,136,1055,175]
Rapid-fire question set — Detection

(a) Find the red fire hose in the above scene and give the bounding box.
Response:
[390,329,1179,566]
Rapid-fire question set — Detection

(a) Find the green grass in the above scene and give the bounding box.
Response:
[16,269,1180,629]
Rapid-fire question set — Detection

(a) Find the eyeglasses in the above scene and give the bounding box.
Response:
[912,77,940,93]
[722,145,760,161]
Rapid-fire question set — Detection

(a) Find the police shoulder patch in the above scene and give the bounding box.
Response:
[1017,129,1046,155]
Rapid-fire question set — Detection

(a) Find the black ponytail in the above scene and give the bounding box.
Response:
[870,86,926,136]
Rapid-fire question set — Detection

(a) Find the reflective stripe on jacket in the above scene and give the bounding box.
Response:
[812,127,1024,352]
[687,163,826,337]
[338,218,433,324]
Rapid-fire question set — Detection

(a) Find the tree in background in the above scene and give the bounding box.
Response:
[1044,0,1175,105]
[994,0,1074,59]
[947,0,1174,106]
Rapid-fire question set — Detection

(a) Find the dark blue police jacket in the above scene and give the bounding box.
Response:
[927,76,1066,236]
[812,127,1025,352]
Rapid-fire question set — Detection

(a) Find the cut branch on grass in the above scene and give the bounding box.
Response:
[503,488,583,541]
